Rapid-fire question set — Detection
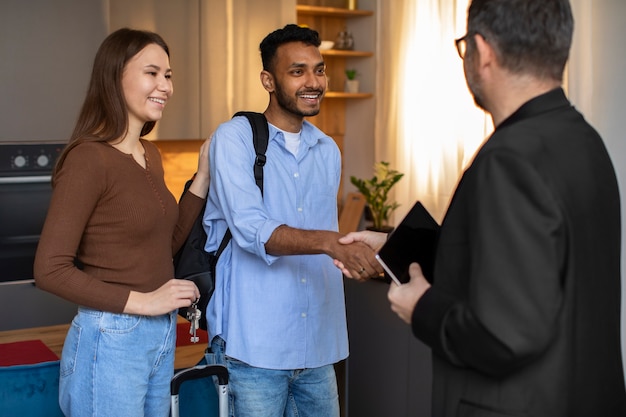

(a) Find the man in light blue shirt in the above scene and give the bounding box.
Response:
[203,24,382,417]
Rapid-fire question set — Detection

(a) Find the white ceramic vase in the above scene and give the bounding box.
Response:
[345,79,359,93]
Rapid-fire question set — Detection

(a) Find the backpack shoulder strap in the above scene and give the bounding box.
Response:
[232,111,269,194]
[214,112,268,255]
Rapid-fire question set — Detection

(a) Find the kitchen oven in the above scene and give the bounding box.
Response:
[0,143,77,330]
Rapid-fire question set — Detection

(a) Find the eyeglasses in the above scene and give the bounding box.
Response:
[455,32,485,59]
[455,34,469,59]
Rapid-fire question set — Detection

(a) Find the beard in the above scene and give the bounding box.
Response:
[464,56,487,111]
[274,82,323,118]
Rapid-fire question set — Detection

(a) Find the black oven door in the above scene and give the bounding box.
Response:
[0,175,53,282]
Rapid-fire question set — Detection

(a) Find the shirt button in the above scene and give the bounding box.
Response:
[297,207,303,212]
[301,278,307,283]
[301,313,307,318]
[294,172,299,178]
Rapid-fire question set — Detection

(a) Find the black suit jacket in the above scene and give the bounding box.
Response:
[412,89,626,416]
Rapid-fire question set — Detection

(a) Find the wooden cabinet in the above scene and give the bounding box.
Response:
[344,279,433,416]
[296,1,376,203]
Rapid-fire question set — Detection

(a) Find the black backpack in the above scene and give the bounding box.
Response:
[174,111,269,330]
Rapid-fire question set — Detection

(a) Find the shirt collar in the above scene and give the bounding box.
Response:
[267,120,328,148]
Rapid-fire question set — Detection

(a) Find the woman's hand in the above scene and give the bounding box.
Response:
[187,135,212,198]
[124,279,200,316]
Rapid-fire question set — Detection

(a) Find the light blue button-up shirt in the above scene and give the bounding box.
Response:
[203,115,348,370]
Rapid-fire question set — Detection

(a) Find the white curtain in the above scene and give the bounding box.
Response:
[376,0,490,223]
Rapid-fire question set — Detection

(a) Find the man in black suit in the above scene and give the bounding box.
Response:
[337,0,626,415]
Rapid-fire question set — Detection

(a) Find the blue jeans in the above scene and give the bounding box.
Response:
[206,337,340,417]
[59,308,177,416]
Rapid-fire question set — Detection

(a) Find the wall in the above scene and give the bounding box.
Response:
[568,0,626,378]
[0,0,107,143]
[108,0,203,140]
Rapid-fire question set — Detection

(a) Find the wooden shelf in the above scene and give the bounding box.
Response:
[296,5,374,18]
[321,49,373,57]
[325,92,373,99]
[297,1,375,208]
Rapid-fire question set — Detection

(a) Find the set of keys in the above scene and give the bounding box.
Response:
[186,300,202,343]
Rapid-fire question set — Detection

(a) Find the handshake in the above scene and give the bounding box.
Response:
[332,231,388,279]
[332,229,432,326]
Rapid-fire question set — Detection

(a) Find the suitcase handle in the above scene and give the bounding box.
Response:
[170,364,229,395]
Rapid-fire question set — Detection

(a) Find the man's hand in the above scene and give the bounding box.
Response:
[333,231,387,278]
[387,263,431,324]
[264,226,383,279]
[329,238,383,280]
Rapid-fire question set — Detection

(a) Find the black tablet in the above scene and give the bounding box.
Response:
[375,201,440,285]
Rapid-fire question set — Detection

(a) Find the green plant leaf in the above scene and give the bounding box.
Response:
[345,69,357,80]
[350,162,404,229]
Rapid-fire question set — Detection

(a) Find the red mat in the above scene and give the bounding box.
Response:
[0,340,59,366]
[176,322,208,346]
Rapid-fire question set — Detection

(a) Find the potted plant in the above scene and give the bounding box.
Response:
[344,69,359,93]
[350,161,404,232]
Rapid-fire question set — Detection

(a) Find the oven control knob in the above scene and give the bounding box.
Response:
[13,155,27,168]
[36,154,50,168]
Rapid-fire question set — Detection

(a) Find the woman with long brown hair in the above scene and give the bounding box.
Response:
[34,28,210,416]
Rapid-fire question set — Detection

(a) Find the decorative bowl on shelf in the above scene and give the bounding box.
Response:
[319,40,334,50]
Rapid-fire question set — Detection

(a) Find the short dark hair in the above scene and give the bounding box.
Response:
[467,0,573,81]
[260,24,321,72]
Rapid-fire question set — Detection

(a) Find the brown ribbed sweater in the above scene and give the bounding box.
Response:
[34,140,205,313]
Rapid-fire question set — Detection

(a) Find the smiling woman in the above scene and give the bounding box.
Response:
[33,28,211,416]
[121,45,173,139]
